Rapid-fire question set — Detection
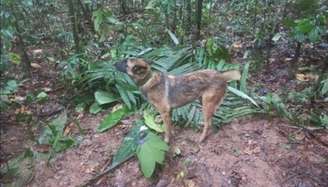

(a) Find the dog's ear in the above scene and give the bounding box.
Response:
[132,64,148,75]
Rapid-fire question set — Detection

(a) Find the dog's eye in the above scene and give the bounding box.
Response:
[132,66,138,71]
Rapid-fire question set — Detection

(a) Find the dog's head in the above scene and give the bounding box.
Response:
[114,58,152,84]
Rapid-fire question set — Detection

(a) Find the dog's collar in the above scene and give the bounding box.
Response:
[137,72,153,86]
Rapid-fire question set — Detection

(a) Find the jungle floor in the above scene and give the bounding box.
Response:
[1,46,328,187]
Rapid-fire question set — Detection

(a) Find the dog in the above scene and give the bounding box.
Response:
[115,58,241,143]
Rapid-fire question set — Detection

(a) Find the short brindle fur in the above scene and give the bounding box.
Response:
[115,58,241,143]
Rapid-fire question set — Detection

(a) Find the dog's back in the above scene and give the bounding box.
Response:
[167,70,240,108]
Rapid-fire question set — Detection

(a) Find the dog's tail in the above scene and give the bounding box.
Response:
[219,70,241,81]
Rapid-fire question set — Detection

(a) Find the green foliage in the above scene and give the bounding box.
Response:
[288,87,314,103]
[286,16,327,43]
[36,91,48,102]
[319,78,328,97]
[89,102,102,114]
[240,61,250,93]
[205,38,231,63]
[227,86,259,107]
[143,110,164,133]
[0,79,19,110]
[0,79,18,95]
[0,149,34,186]
[38,112,75,154]
[94,90,119,105]
[261,93,293,121]
[110,121,142,169]
[136,132,169,177]
[109,120,168,178]
[92,8,123,41]
[284,0,327,44]
[97,105,131,132]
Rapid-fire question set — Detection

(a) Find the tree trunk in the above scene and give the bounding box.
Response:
[185,0,192,35]
[120,0,128,15]
[171,0,177,32]
[67,0,80,52]
[10,3,31,77]
[195,0,203,41]
[78,0,94,33]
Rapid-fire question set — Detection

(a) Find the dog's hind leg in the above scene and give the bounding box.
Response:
[199,89,225,142]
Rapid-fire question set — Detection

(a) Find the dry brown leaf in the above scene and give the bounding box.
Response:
[244,146,261,155]
[31,63,42,69]
[296,73,319,82]
[64,122,75,135]
[184,179,198,187]
[33,144,51,153]
[232,41,242,49]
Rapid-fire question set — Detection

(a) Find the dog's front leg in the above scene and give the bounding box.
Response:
[159,111,172,143]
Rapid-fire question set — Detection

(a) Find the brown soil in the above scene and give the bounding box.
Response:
[26,115,328,187]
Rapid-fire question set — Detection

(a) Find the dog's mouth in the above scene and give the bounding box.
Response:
[114,59,128,73]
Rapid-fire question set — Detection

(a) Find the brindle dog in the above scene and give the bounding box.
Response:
[115,58,241,143]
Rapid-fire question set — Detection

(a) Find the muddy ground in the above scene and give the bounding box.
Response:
[25,114,327,187]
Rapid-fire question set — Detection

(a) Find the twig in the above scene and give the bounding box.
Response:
[79,155,135,187]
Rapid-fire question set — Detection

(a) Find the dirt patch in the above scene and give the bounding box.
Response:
[26,116,328,187]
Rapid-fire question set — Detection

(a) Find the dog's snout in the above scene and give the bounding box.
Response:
[114,59,128,73]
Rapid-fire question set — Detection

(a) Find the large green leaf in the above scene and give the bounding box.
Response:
[110,121,144,169]
[240,61,250,93]
[95,90,118,105]
[53,137,75,153]
[37,112,75,154]
[143,111,164,133]
[227,86,259,107]
[166,28,179,45]
[97,105,131,132]
[136,132,168,178]
[89,102,102,114]
[1,79,18,95]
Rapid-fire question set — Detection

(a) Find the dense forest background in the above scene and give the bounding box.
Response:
[1,0,328,186]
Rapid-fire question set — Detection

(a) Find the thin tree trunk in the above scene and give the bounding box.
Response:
[185,0,192,35]
[120,0,128,15]
[195,0,203,41]
[67,0,80,52]
[294,42,301,62]
[172,0,177,32]
[78,0,94,33]
[10,3,31,77]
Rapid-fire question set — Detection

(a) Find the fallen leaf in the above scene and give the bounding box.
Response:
[32,49,43,55]
[31,63,42,69]
[296,73,319,82]
[232,41,242,49]
[176,171,185,180]
[33,144,51,153]
[244,146,260,155]
[294,131,305,141]
[43,87,52,92]
[285,58,293,62]
[184,179,197,187]
[64,122,75,135]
